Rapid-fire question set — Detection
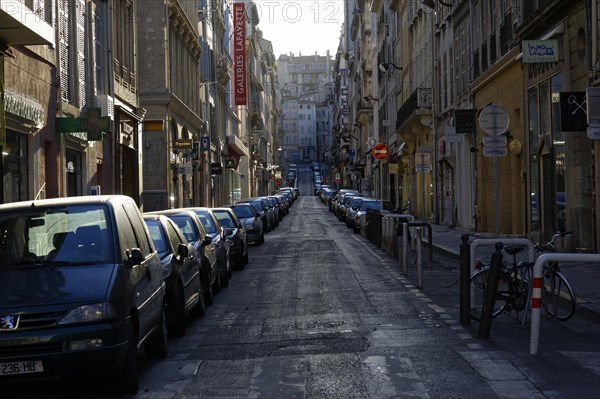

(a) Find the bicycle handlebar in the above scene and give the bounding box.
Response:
[534,231,572,252]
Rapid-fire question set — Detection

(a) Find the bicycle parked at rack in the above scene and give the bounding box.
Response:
[470,231,576,321]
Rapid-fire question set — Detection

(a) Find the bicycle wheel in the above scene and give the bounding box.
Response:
[511,263,533,312]
[469,267,512,320]
[541,266,576,321]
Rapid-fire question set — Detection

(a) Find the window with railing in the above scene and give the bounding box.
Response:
[114,0,135,92]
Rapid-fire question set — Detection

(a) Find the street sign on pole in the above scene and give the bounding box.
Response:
[372,143,389,160]
[479,104,508,235]
[479,104,509,136]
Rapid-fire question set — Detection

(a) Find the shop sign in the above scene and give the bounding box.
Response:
[454,109,477,134]
[174,139,193,150]
[4,90,45,126]
[56,108,111,141]
[233,2,247,106]
[559,92,587,132]
[522,40,559,64]
[211,162,223,175]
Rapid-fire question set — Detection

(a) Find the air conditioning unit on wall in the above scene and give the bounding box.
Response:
[95,95,114,120]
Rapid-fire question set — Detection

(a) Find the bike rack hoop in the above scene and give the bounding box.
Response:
[529,253,600,355]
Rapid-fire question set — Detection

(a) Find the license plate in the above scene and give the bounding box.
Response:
[0,360,44,375]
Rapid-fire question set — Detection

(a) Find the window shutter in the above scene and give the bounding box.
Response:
[58,0,71,103]
[76,0,87,108]
[94,10,103,94]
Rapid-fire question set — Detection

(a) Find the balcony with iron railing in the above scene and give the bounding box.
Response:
[395,88,432,130]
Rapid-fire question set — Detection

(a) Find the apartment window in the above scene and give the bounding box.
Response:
[481,41,488,71]
[58,0,87,106]
[115,0,135,90]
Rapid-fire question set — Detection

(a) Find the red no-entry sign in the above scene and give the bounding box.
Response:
[372,143,389,160]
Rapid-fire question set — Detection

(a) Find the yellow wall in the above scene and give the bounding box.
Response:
[472,54,526,235]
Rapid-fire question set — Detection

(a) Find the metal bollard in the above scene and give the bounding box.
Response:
[402,223,408,275]
[416,227,423,288]
[477,242,504,338]
[459,234,471,325]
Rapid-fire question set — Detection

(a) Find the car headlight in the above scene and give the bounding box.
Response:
[245,223,255,231]
[58,302,117,324]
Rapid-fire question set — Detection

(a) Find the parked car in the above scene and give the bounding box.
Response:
[0,195,168,393]
[229,203,264,245]
[183,207,231,288]
[345,197,366,228]
[353,199,394,234]
[257,197,278,229]
[237,198,271,232]
[212,207,249,269]
[151,209,219,305]
[143,214,205,335]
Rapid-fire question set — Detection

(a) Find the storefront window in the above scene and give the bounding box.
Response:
[527,86,540,232]
[527,72,565,239]
[2,132,28,203]
[551,73,566,232]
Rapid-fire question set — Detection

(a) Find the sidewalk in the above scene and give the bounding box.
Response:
[425,223,600,323]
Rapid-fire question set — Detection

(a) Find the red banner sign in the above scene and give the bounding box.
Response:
[233,3,247,106]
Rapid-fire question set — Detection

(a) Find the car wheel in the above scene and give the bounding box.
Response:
[169,284,187,337]
[190,282,206,317]
[213,263,222,294]
[112,323,139,394]
[259,232,265,245]
[222,260,230,287]
[144,306,168,359]
[203,270,214,305]
[353,227,360,234]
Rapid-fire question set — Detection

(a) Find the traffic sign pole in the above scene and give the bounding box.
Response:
[479,104,508,237]
[371,143,389,211]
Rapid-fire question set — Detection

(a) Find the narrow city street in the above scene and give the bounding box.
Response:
[8,169,599,399]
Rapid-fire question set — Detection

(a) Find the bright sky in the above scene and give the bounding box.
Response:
[252,1,344,57]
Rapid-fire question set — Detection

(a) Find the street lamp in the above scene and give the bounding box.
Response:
[363,95,380,102]
[379,62,402,72]
[421,0,453,12]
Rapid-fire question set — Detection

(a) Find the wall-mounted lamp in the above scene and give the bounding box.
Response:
[379,62,402,72]
[363,95,380,102]
[421,0,453,12]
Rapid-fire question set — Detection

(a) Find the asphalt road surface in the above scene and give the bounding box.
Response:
[8,167,599,398]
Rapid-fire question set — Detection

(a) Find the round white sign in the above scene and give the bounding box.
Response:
[479,104,509,136]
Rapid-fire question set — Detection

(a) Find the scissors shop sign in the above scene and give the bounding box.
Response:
[559,92,587,132]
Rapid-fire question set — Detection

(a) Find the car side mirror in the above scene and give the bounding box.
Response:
[224,227,234,236]
[177,243,189,258]
[201,236,212,247]
[127,248,144,266]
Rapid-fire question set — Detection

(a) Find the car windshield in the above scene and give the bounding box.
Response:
[231,205,254,218]
[168,215,200,243]
[195,211,218,234]
[213,211,235,228]
[144,219,169,256]
[0,204,114,267]
[359,201,381,211]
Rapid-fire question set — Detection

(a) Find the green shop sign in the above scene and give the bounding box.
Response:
[56,108,112,141]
